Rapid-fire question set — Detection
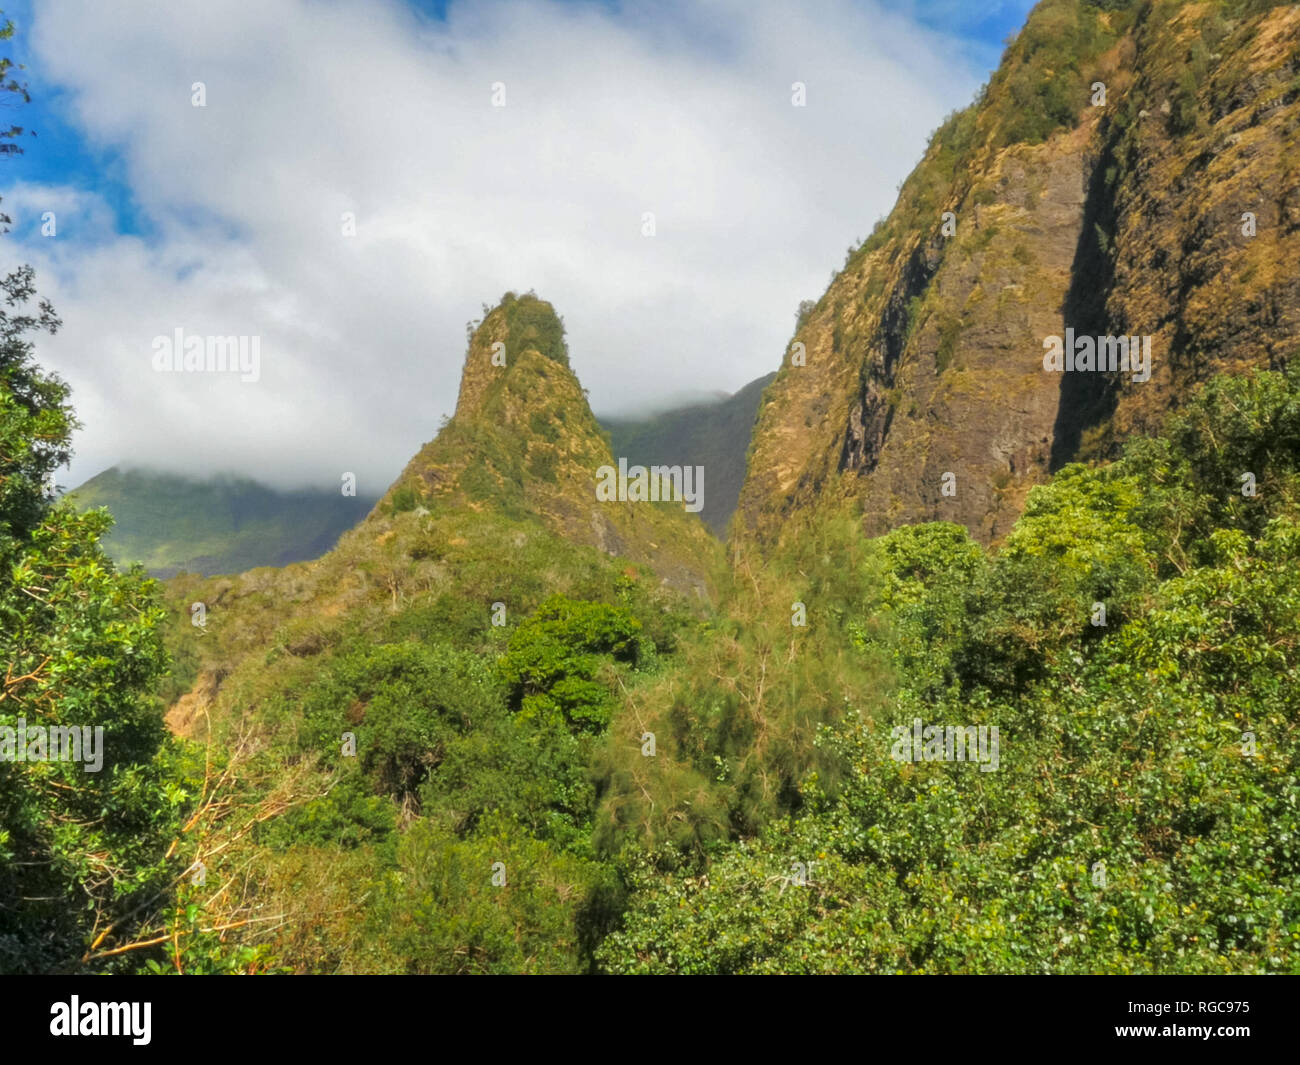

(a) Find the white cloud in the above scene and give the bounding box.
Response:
[1,0,990,491]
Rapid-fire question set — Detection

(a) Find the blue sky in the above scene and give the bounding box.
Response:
[0,0,1038,489]
[1,0,153,241]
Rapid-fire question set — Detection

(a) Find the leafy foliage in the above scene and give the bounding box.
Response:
[499,595,645,734]
[599,366,1300,974]
[498,291,570,368]
[0,268,184,972]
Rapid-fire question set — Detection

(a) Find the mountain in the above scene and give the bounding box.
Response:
[162,291,723,726]
[737,0,1300,550]
[67,467,377,577]
[381,292,719,592]
[600,373,776,536]
[70,294,727,583]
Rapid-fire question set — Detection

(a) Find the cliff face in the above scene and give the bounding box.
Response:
[737,0,1300,550]
[1093,3,1300,446]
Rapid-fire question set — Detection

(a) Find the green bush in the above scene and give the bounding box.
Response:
[388,484,420,514]
[357,813,610,974]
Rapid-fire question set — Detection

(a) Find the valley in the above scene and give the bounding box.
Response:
[3,0,1298,979]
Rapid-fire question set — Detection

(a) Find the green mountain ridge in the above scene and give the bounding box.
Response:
[66,367,771,577]
[67,467,377,578]
[601,372,776,536]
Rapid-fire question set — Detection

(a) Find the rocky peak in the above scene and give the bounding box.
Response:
[454,292,572,422]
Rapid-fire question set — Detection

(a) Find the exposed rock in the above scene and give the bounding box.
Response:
[737,1,1300,551]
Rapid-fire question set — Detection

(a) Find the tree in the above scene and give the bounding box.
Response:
[0,17,185,973]
[0,11,32,230]
[498,595,644,734]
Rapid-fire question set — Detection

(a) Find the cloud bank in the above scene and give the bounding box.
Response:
[2,0,997,491]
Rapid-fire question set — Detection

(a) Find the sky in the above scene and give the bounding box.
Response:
[0,0,1035,493]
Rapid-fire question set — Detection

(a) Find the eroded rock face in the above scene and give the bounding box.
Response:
[738,1,1300,551]
[1096,5,1300,450]
[846,128,1092,545]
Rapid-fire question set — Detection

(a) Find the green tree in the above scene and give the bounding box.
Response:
[0,17,185,973]
[498,594,644,734]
